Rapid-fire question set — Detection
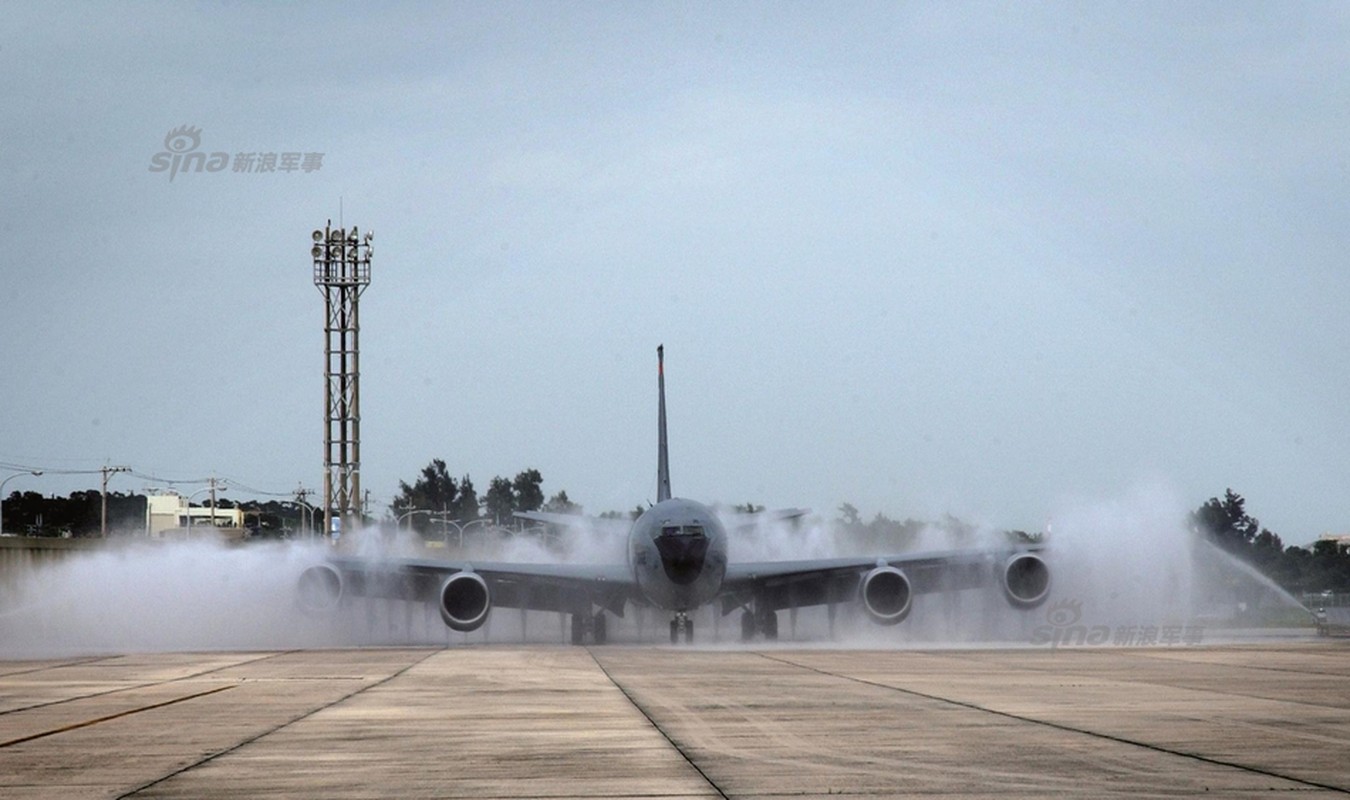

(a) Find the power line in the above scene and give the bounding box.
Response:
[127,470,214,486]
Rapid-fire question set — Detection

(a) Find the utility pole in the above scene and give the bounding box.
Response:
[208,476,224,528]
[295,485,315,539]
[100,465,131,537]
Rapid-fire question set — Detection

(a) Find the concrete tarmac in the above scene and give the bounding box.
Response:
[0,642,1347,798]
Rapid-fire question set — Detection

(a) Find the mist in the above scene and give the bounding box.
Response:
[0,485,1308,658]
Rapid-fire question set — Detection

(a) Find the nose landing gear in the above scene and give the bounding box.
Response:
[669,612,694,644]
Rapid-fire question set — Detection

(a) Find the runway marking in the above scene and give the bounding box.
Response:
[0,684,235,748]
[0,650,298,717]
[115,648,441,800]
[757,652,1350,795]
[588,647,730,800]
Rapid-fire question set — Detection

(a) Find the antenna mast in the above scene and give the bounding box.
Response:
[311,220,372,540]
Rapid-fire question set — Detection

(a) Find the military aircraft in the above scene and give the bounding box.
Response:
[297,346,1050,644]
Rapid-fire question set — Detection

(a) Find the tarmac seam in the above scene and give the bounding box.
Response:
[758,652,1350,795]
[935,647,1350,713]
[0,684,236,748]
[588,648,731,800]
[114,648,441,800]
[1074,645,1350,680]
[0,649,300,717]
[0,654,123,678]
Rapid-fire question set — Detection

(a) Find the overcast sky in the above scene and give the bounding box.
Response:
[2,2,1347,542]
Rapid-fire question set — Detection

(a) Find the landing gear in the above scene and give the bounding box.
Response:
[739,607,779,642]
[761,608,778,641]
[670,612,693,644]
[570,610,609,645]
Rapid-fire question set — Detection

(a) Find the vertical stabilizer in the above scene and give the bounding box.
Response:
[657,345,672,502]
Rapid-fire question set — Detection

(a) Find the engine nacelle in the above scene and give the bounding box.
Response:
[860,566,912,625]
[296,564,343,615]
[1001,552,1051,609]
[439,571,491,632]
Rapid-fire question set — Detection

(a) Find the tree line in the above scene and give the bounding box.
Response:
[388,460,581,538]
[0,491,301,538]
[1191,488,1349,594]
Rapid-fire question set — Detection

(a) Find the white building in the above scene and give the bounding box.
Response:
[145,493,245,539]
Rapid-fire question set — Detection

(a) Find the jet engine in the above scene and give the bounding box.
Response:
[296,564,343,615]
[860,566,912,625]
[1001,552,1051,609]
[439,571,491,632]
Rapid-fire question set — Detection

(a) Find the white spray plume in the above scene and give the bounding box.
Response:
[0,486,1307,657]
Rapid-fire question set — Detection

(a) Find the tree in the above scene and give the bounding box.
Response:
[1191,489,1259,553]
[483,476,515,524]
[453,475,480,523]
[599,507,645,521]
[543,490,581,515]
[512,469,544,514]
[391,459,458,536]
[837,502,862,529]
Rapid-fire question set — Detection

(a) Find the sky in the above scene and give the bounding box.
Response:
[1,2,1347,543]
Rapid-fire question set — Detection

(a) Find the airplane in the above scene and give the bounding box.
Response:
[297,346,1051,645]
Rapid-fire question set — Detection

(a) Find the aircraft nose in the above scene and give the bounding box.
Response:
[655,532,709,586]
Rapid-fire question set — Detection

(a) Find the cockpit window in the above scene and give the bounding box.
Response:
[660,524,705,537]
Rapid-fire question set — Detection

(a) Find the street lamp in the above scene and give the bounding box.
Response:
[447,518,493,549]
[293,498,317,540]
[0,470,42,535]
[397,508,434,530]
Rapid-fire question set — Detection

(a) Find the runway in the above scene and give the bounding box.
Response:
[1,642,1347,798]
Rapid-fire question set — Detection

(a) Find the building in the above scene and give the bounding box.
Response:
[145,493,245,540]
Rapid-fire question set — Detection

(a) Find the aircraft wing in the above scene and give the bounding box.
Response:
[718,546,1044,615]
[719,508,811,530]
[513,511,633,536]
[321,555,637,618]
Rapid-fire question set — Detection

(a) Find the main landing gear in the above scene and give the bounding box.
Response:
[669,612,693,644]
[740,607,778,642]
[570,611,608,645]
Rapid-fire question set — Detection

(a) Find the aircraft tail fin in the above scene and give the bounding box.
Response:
[657,345,671,502]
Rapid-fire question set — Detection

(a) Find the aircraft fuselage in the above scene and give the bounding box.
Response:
[628,497,728,611]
